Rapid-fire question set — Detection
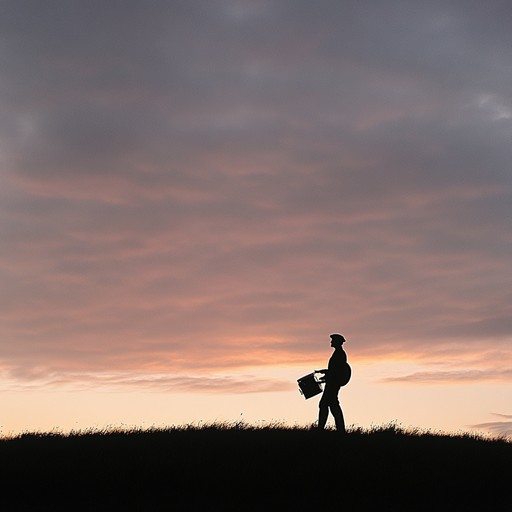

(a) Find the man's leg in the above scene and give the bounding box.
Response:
[330,402,346,433]
[318,393,329,429]
[328,385,345,433]
[318,384,337,429]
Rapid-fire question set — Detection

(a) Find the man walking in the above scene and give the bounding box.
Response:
[315,334,349,432]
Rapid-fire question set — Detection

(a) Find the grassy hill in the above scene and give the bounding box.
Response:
[1,423,510,511]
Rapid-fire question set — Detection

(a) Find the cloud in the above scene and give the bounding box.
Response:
[492,413,512,419]
[0,367,293,394]
[470,414,512,438]
[381,368,512,385]
[1,1,512,384]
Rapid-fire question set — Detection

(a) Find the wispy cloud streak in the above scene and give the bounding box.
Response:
[0,369,293,394]
[471,414,512,438]
[381,369,512,384]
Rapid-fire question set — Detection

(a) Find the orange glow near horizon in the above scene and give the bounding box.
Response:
[1,348,511,438]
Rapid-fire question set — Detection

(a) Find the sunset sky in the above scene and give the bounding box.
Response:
[1,0,511,437]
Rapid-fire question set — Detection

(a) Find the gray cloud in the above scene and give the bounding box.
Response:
[471,422,512,438]
[1,1,512,379]
[470,413,512,438]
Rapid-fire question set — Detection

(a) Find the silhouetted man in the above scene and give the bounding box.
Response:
[316,334,348,432]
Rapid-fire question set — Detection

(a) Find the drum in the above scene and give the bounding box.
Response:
[297,372,323,399]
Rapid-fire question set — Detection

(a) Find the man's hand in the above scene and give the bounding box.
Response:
[315,369,328,383]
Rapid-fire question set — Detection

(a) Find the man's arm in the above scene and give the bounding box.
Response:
[314,369,328,382]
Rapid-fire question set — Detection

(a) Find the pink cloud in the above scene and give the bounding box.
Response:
[1,0,511,393]
[0,368,294,394]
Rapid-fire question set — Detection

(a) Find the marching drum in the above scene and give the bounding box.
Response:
[297,372,323,399]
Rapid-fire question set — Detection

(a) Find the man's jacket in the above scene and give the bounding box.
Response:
[326,348,348,386]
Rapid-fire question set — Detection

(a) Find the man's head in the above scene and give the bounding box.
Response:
[330,333,346,348]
